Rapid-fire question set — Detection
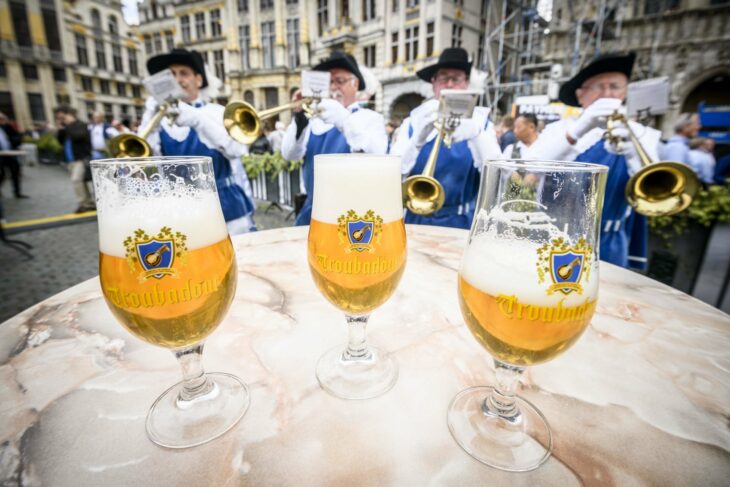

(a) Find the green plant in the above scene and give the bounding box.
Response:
[649,181,730,245]
[23,133,63,155]
[242,152,303,179]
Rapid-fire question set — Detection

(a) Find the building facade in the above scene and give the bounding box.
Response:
[136,0,526,125]
[0,0,144,130]
[545,0,730,135]
[63,0,145,123]
[0,0,69,130]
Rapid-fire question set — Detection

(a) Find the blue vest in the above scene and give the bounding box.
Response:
[576,140,647,270]
[159,127,255,223]
[295,125,351,226]
[403,124,483,229]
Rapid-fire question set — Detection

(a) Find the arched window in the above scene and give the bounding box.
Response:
[91,9,102,32]
[108,15,119,37]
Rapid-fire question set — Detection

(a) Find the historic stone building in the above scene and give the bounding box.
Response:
[0,0,144,130]
[544,0,730,135]
[135,0,513,125]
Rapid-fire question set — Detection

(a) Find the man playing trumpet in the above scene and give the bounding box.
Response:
[141,48,256,235]
[281,51,388,226]
[389,48,501,229]
[524,52,662,269]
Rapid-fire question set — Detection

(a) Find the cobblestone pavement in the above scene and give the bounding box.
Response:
[0,162,293,323]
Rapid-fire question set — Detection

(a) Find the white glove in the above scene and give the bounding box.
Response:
[450,118,481,144]
[604,123,632,155]
[317,98,350,131]
[567,98,623,140]
[415,111,437,148]
[169,101,200,128]
[144,96,158,113]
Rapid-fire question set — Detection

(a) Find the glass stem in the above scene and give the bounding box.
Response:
[174,343,214,403]
[343,314,372,361]
[482,359,525,423]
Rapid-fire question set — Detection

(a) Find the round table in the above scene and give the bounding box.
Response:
[1,225,728,485]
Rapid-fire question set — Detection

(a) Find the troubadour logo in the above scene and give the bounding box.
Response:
[124,227,188,281]
[337,209,383,253]
[536,237,592,295]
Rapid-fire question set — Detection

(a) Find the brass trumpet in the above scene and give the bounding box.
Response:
[223,97,318,145]
[605,113,699,217]
[108,103,175,158]
[402,114,460,216]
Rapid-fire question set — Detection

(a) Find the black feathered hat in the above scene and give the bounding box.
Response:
[147,48,208,88]
[558,52,636,107]
[416,47,472,82]
[313,51,366,90]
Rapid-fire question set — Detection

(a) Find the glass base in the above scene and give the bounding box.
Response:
[146,372,250,449]
[316,344,398,400]
[447,386,552,472]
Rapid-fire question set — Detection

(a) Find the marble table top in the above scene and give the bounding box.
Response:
[1,225,729,486]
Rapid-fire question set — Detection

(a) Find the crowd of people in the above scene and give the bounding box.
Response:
[1,46,727,270]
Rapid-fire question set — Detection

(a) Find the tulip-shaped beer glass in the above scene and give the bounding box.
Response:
[92,156,248,448]
[450,159,607,471]
[308,154,407,400]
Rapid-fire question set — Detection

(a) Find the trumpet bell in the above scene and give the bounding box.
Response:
[625,161,700,217]
[108,134,152,158]
[223,101,260,145]
[403,175,446,215]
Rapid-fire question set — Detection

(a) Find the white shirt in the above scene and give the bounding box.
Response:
[89,123,119,151]
[389,101,500,175]
[280,102,387,161]
[524,117,661,176]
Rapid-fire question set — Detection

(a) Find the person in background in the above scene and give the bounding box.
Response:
[688,137,716,185]
[389,47,502,229]
[0,112,28,199]
[54,106,94,212]
[385,120,399,153]
[661,113,701,165]
[498,116,517,152]
[502,113,539,158]
[281,50,387,226]
[267,121,285,153]
[88,111,119,160]
[524,52,662,270]
[141,48,255,234]
[714,153,730,185]
[111,119,130,134]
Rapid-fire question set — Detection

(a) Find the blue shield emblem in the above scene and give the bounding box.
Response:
[136,239,175,279]
[347,220,373,252]
[549,250,585,295]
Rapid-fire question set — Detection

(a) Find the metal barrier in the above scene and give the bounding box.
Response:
[249,167,303,209]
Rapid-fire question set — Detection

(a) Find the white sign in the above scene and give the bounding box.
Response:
[301,70,330,98]
[144,69,186,104]
[515,95,550,106]
[439,89,482,119]
[627,76,670,118]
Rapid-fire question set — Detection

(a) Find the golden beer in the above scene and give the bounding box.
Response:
[308,218,407,315]
[458,276,596,366]
[100,237,237,349]
[458,234,598,366]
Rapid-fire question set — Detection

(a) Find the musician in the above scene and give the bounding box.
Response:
[142,48,255,234]
[390,47,502,229]
[524,52,662,269]
[280,51,387,226]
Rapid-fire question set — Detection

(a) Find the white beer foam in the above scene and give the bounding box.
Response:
[311,154,403,224]
[98,193,228,257]
[460,232,598,307]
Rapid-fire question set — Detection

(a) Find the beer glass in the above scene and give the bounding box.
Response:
[308,154,407,399]
[92,156,249,448]
[449,159,607,471]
